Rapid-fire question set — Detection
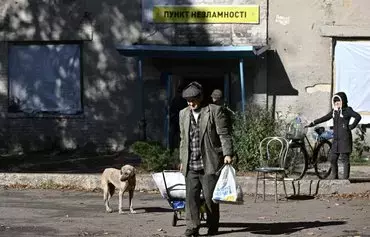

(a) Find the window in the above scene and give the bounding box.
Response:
[8,42,82,115]
[334,40,370,123]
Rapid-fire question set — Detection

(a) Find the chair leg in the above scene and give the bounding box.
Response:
[274,173,278,203]
[254,171,259,203]
[263,173,266,201]
[282,175,288,200]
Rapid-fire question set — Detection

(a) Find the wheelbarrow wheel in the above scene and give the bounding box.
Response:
[172,212,178,226]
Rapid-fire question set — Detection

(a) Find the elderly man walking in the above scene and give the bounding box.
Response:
[179,81,234,237]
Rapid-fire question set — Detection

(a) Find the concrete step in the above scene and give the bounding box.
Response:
[1,172,370,196]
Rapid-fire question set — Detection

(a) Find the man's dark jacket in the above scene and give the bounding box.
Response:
[179,104,233,176]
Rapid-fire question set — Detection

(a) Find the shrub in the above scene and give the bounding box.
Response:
[351,126,370,163]
[232,104,286,171]
[130,141,180,172]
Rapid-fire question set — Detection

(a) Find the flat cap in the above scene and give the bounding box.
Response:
[182,81,203,99]
[211,89,223,99]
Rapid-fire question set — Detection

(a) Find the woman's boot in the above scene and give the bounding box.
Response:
[328,153,339,179]
[342,153,350,179]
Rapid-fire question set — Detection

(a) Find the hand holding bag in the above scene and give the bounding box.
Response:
[212,164,243,204]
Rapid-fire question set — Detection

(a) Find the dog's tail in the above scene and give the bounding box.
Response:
[108,183,115,197]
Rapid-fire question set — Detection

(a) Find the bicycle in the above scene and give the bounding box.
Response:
[284,122,333,180]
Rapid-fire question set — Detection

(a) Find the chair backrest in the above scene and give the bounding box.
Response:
[258,137,289,167]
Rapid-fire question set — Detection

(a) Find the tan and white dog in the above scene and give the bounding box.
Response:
[101,165,136,214]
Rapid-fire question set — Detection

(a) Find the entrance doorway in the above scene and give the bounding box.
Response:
[181,77,225,104]
[167,76,227,151]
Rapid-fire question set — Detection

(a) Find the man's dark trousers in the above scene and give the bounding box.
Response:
[185,170,219,231]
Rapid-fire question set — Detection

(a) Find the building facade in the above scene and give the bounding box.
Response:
[0,0,369,153]
[268,0,370,126]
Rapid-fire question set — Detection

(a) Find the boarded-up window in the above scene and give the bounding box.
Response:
[8,43,82,115]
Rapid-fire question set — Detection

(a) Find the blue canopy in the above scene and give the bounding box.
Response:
[116,44,267,58]
[116,44,269,146]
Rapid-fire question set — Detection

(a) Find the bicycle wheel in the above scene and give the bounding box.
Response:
[313,140,332,179]
[284,142,308,180]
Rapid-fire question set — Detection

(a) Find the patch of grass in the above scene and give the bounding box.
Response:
[38,180,64,189]
[351,157,370,166]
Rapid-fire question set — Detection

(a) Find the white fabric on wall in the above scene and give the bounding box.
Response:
[9,44,82,114]
[335,41,370,124]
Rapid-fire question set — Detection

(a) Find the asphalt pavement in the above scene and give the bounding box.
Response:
[0,187,369,237]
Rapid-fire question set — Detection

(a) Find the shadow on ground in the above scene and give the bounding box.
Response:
[134,207,173,213]
[287,195,316,200]
[213,221,346,235]
[0,150,141,173]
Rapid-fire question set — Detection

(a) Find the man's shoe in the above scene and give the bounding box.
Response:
[184,228,199,237]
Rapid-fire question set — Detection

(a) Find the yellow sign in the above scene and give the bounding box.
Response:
[153,5,260,24]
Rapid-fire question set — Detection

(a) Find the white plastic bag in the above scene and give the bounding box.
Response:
[212,165,243,204]
[152,172,186,199]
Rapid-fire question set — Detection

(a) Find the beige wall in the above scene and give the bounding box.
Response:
[268,0,370,122]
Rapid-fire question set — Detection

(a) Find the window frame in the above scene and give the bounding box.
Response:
[333,37,370,123]
[7,40,84,118]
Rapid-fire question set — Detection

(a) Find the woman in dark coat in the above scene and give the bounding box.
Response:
[308,92,361,179]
